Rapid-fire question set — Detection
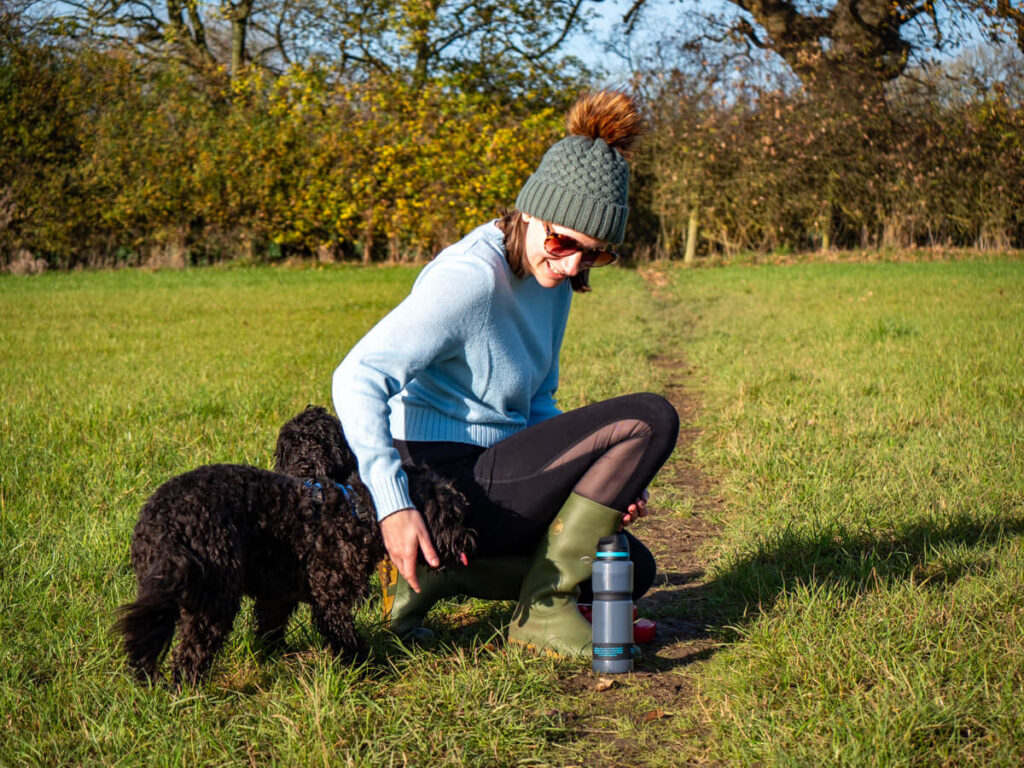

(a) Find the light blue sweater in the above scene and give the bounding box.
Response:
[332,221,573,520]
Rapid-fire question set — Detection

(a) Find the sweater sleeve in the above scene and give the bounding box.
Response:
[527,284,571,426]
[332,259,492,520]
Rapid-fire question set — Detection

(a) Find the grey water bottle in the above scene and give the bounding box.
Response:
[591,532,634,674]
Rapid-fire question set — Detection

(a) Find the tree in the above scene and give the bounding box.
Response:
[622,0,1024,103]
[0,8,86,264]
[277,0,599,95]
[30,0,307,78]
[31,0,599,93]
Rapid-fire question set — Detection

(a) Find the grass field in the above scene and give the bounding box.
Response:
[1,256,1022,766]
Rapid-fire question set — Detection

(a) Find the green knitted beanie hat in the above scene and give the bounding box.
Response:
[516,91,643,246]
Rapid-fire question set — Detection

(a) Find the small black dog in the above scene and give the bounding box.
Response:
[114,406,474,684]
[272,406,475,563]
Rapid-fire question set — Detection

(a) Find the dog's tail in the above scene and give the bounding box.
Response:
[113,586,179,682]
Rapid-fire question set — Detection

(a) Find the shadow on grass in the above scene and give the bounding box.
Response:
[300,509,1024,676]
[631,509,1024,671]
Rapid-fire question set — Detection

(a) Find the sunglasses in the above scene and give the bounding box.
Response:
[543,223,618,268]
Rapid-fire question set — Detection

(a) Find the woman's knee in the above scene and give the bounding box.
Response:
[623,392,679,460]
[635,392,679,431]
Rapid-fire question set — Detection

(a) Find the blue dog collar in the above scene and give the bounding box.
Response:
[304,480,359,519]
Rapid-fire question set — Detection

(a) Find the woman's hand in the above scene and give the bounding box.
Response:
[620,489,650,527]
[380,507,440,593]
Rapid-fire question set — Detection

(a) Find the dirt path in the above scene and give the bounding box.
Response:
[556,268,726,763]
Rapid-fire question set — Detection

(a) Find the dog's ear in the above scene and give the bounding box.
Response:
[329,435,356,481]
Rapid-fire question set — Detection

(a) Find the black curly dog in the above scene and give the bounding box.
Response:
[114,406,474,684]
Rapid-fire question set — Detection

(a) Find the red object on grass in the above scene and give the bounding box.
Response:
[633,618,657,644]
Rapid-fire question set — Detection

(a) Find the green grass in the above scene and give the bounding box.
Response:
[2,257,1022,766]
[0,263,663,767]
[651,258,1024,766]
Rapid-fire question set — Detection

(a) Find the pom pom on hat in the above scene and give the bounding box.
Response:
[516,90,644,246]
[566,90,643,160]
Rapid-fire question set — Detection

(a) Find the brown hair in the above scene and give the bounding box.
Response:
[495,209,591,294]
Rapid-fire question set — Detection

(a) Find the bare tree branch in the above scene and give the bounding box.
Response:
[508,0,587,60]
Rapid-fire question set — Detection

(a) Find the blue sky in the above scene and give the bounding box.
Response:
[566,0,641,75]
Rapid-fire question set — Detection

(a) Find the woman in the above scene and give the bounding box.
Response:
[332,90,678,657]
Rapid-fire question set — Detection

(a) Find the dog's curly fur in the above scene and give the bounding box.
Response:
[114,406,474,685]
[272,406,476,560]
[272,404,358,482]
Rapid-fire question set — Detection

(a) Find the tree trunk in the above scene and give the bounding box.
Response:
[229,0,255,78]
[734,0,911,104]
[409,0,443,86]
[361,227,373,264]
[820,201,832,252]
[165,0,217,72]
[684,208,698,263]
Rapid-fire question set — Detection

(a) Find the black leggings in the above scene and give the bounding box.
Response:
[396,392,679,600]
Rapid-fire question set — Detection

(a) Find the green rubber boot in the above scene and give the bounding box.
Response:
[383,557,532,639]
[507,493,623,658]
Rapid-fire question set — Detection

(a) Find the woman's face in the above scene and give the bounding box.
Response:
[521,213,605,288]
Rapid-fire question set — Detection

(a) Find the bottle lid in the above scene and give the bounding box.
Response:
[595,533,630,556]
